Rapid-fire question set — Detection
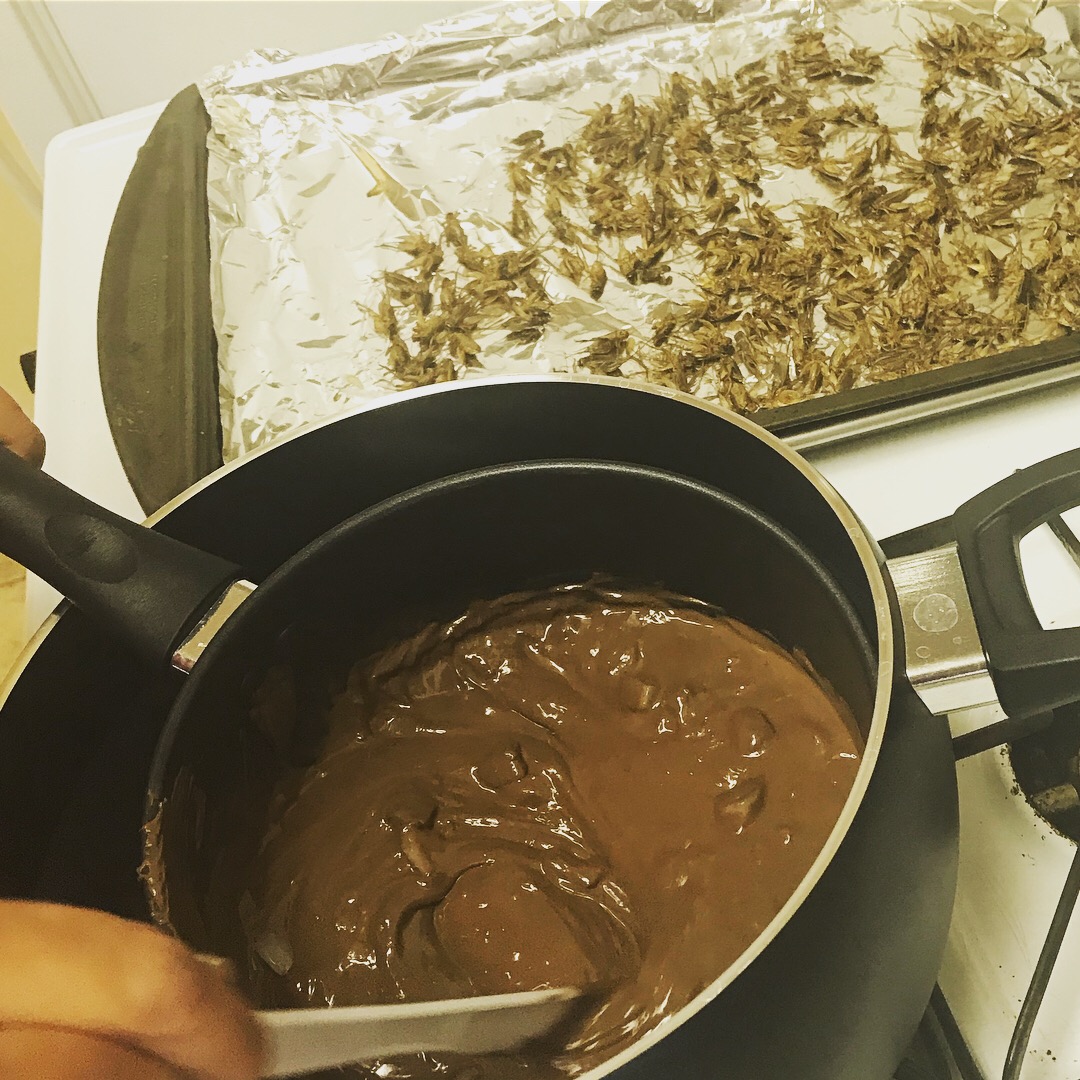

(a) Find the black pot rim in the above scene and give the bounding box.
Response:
[9,374,896,1076]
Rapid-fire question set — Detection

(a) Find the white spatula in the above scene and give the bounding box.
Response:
[257,988,581,1077]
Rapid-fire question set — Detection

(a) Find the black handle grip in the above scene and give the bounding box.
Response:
[953,446,1080,720]
[0,448,241,666]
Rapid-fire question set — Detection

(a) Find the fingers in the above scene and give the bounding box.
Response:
[0,902,264,1080]
[0,385,44,468]
[0,1026,183,1080]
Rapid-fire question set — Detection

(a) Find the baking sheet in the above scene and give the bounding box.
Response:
[98,86,223,513]
[197,0,1080,462]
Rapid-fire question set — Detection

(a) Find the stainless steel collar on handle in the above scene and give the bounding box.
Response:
[171,579,257,673]
[887,543,998,716]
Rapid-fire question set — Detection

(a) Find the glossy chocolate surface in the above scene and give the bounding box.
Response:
[239,584,861,1076]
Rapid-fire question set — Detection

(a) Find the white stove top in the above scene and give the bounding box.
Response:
[36,91,1080,1080]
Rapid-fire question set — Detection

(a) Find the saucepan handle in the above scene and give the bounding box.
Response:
[952,446,1080,720]
[0,447,242,666]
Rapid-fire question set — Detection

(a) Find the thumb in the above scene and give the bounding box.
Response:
[0,901,263,1080]
[0,386,44,468]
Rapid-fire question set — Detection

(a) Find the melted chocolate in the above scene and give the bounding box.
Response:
[238,585,861,1077]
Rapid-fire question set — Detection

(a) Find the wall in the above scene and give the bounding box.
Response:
[0,0,475,176]
[0,103,41,662]
[0,104,39,415]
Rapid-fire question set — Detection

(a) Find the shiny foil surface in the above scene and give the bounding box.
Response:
[199,0,1080,461]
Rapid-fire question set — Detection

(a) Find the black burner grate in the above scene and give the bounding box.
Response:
[998,511,1080,1080]
[895,996,963,1080]
[901,501,1080,1080]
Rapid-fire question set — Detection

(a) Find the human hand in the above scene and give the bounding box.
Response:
[0,901,263,1079]
[0,385,44,468]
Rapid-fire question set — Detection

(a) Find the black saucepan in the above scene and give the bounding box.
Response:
[2,376,1079,1080]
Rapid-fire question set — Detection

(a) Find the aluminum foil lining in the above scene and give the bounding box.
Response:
[199,0,1080,461]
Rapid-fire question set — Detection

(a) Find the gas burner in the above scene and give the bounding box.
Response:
[1011,706,1080,843]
